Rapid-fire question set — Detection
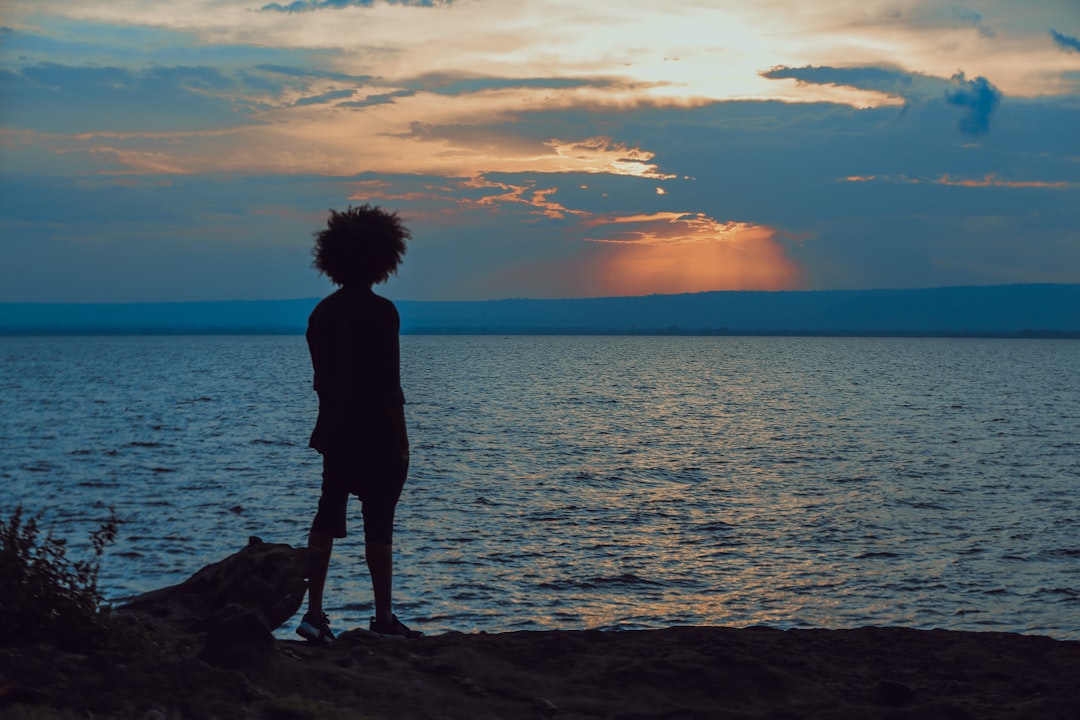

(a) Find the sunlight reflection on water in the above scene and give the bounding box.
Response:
[1,335,1078,639]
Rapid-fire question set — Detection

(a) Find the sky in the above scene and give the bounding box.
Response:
[1,0,1078,303]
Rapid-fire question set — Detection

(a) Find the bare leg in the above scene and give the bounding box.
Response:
[366,540,393,622]
[306,529,334,617]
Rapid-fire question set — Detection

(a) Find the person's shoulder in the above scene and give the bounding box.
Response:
[368,292,401,331]
[308,289,345,321]
[370,291,398,313]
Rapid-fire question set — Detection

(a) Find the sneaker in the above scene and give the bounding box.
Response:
[296,611,335,644]
[369,614,423,639]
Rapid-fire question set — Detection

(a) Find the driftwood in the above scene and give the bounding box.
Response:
[118,537,311,663]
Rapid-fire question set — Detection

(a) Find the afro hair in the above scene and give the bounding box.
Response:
[311,205,409,287]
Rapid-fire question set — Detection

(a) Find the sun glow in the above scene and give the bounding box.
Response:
[585,212,803,295]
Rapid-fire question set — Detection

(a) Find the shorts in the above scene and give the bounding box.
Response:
[310,451,408,543]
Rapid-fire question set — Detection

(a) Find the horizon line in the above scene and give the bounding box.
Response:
[1,281,1074,307]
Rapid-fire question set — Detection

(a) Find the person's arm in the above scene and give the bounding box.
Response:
[385,299,408,466]
[388,403,409,468]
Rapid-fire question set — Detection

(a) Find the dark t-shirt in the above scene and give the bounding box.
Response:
[306,286,405,455]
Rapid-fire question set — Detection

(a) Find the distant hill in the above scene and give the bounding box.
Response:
[1,284,1078,337]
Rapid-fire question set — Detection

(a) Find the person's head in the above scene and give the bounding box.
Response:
[311,205,409,288]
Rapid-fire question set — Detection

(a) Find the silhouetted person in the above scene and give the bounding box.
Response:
[296,205,421,643]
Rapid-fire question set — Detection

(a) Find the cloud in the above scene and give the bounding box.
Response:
[340,89,417,107]
[0,56,383,136]
[1050,29,1080,54]
[840,174,1078,190]
[761,65,950,101]
[453,177,587,220]
[545,138,677,180]
[403,74,606,96]
[944,72,1001,135]
[254,64,371,84]
[261,0,450,12]
[950,6,996,39]
[293,88,355,106]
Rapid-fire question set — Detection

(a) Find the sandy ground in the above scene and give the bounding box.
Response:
[3,623,1078,719]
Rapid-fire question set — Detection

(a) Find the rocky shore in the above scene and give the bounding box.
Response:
[3,540,1077,719]
[5,622,1080,719]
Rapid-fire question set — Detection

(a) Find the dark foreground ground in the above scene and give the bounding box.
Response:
[2,623,1078,720]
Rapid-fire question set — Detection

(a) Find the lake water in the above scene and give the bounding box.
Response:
[1,335,1078,640]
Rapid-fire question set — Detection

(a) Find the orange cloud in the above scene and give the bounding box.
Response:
[545,138,677,179]
[933,173,1077,189]
[840,173,1077,189]
[584,212,803,295]
[458,177,588,220]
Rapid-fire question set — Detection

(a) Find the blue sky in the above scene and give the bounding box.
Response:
[1,0,1078,302]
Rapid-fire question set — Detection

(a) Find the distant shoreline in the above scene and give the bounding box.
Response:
[2,328,1078,339]
[2,284,1078,338]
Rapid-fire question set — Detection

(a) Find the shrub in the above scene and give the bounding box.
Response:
[0,506,119,650]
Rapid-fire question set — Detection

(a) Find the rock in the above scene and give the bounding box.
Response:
[198,603,276,667]
[119,537,310,633]
[536,697,559,713]
[206,603,276,645]
[0,685,49,707]
[877,678,915,706]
